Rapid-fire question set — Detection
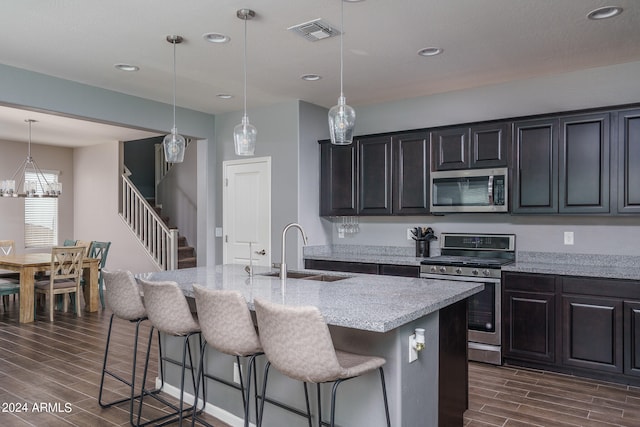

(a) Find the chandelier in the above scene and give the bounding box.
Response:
[1,119,61,198]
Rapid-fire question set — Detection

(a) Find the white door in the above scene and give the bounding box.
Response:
[223,157,271,266]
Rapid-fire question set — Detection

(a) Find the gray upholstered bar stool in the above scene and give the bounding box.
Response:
[98,270,163,426]
[138,279,203,427]
[254,298,391,427]
[191,284,263,427]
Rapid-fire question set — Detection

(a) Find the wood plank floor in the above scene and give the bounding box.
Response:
[2,299,640,426]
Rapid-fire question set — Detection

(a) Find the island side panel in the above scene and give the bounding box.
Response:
[330,311,440,427]
[439,298,469,427]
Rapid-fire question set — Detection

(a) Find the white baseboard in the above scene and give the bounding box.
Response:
[155,377,252,427]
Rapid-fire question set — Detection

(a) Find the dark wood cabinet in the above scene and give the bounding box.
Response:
[624,301,640,377]
[431,127,470,170]
[562,294,623,373]
[304,259,379,275]
[320,131,429,216]
[392,132,430,215]
[470,122,509,169]
[512,118,559,213]
[357,135,392,215]
[504,272,640,385]
[503,272,557,364]
[617,108,640,214]
[559,113,610,213]
[319,142,357,216]
[379,264,420,277]
[432,123,509,171]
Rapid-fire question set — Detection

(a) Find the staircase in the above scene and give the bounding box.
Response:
[152,203,197,269]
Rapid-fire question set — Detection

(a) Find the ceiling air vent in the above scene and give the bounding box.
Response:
[287,18,340,42]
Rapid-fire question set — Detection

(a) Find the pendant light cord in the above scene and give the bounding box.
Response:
[243,16,248,117]
[340,0,344,97]
[172,39,177,130]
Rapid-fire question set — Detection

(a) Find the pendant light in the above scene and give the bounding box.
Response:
[233,8,257,156]
[163,35,186,163]
[328,0,355,145]
[0,119,61,198]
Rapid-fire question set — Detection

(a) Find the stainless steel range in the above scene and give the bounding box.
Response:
[420,233,515,365]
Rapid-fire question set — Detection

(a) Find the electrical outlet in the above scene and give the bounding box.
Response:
[233,362,241,384]
[409,333,418,363]
[564,231,574,245]
[407,228,413,240]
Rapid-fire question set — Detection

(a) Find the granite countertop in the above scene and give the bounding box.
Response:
[503,252,640,281]
[137,264,482,333]
[303,244,429,266]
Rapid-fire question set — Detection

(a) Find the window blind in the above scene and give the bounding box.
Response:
[24,171,59,248]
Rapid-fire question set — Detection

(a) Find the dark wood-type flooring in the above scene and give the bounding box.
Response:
[1,299,639,426]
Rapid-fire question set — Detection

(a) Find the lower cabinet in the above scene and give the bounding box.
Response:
[304,258,420,278]
[503,272,640,385]
[503,272,557,364]
[624,301,640,377]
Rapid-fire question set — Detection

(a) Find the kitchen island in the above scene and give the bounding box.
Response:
[139,264,483,427]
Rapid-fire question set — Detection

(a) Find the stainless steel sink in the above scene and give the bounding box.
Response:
[259,271,350,281]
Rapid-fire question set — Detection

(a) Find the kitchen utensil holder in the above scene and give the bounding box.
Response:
[415,239,429,258]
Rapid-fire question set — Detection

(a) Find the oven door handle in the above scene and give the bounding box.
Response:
[420,273,500,284]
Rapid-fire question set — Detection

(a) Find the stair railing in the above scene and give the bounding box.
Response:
[120,172,178,270]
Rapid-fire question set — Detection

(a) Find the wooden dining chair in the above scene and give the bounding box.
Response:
[87,241,111,309]
[35,246,85,322]
[75,240,92,256]
[0,240,20,310]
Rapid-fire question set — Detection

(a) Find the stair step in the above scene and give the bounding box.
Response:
[178,257,197,269]
[178,246,195,258]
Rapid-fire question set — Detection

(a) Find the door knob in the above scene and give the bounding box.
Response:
[255,249,266,255]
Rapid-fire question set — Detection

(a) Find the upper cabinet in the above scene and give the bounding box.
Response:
[512,118,559,214]
[357,135,392,215]
[617,108,640,214]
[513,112,611,214]
[559,113,610,214]
[319,131,429,216]
[431,122,509,171]
[319,142,357,216]
[392,132,430,215]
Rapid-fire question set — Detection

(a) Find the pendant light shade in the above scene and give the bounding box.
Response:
[164,35,186,163]
[234,8,257,156]
[328,0,355,145]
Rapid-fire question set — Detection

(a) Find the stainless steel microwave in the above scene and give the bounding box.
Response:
[430,167,508,213]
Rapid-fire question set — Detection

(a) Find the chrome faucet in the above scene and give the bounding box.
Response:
[280,223,308,280]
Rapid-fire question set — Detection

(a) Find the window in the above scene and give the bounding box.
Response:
[24,171,59,248]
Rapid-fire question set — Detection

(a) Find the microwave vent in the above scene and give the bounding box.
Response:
[287,18,340,42]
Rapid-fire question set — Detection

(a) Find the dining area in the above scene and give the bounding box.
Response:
[0,239,110,323]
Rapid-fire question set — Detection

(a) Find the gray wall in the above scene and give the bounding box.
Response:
[214,101,327,269]
[324,60,640,257]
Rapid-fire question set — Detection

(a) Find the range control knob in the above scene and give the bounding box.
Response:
[471,269,479,275]
[483,269,491,276]
[455,268,463,274]
[430,266,437,273]
[439,266,447,273]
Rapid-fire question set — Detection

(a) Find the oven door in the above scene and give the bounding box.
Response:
[421,272,502,364]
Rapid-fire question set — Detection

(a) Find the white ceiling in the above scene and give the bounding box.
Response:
[1,0,639,147]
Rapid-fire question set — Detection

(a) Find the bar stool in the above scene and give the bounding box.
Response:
[254,298,391,427]
[191,284,263,427]
[138,279,202,427]
[98,270,163,426]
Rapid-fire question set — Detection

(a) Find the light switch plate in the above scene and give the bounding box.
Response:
[407,228,413,240]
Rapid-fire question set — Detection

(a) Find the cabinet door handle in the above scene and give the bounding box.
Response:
[255,249,266,255]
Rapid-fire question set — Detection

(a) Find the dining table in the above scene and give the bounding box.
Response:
[0,253,99,323]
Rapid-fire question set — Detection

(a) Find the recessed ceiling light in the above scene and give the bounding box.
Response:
[301,74,322,81]
[203,32,230,43]
[587,6,623,20]
[417,47,443,57]
[216,94,233,99]
[114,63,139,72]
